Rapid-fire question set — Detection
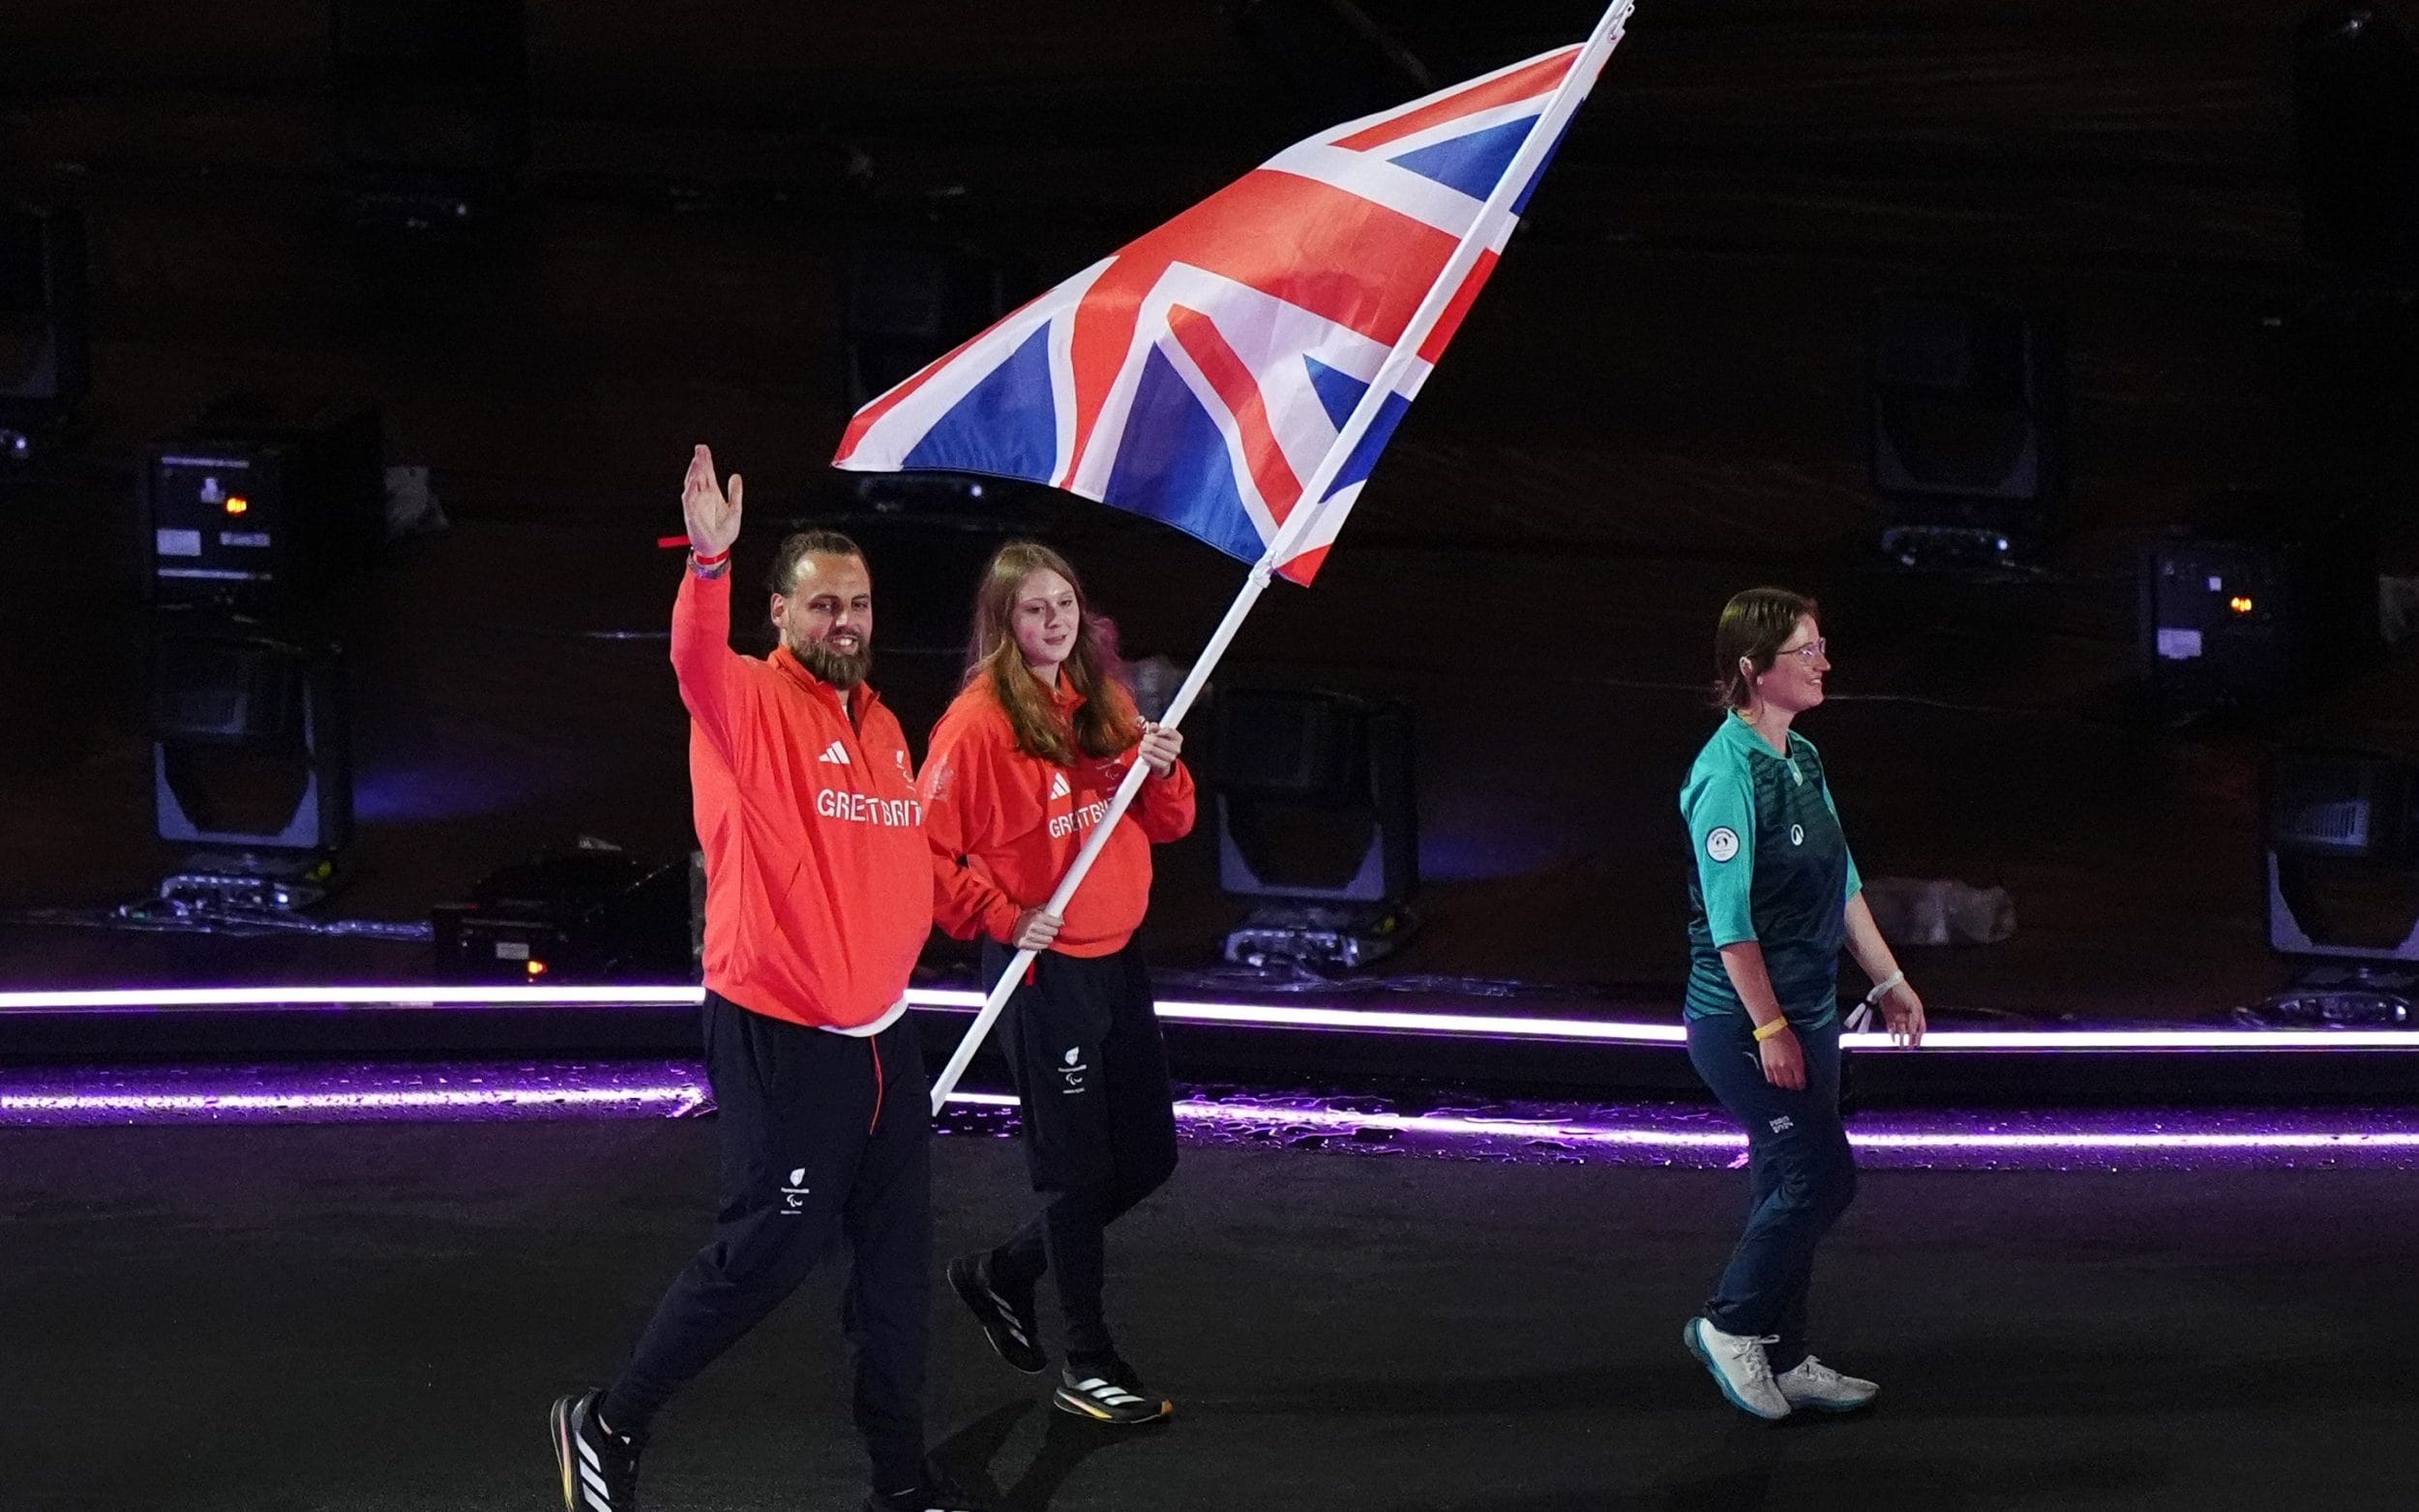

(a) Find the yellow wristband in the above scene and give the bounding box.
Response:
[1751,1017,1790,1042]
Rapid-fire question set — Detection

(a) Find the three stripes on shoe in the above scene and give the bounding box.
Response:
[984,1280,1033,1350]
[1058,1375,1153,1418]
[574,1432,615,1509]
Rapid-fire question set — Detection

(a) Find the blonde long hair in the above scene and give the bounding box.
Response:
[965,542,1142,765]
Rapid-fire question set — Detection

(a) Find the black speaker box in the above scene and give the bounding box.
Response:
[146,401,383,615]
[2140,491,2375,714]
[433,850,696,984]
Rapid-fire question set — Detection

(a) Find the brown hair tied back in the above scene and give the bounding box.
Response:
[767,528,866,595]
[1712,587,1818,710]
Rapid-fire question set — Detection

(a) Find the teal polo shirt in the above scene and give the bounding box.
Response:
[1680,714,1862,1025]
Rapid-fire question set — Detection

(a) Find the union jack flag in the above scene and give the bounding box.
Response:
[833,16,1628,584]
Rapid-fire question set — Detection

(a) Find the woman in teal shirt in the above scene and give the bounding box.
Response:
[1678,588,1927,1421]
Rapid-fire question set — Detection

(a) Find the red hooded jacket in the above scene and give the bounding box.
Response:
[920,675,1194,958]
[672,565,931,1028]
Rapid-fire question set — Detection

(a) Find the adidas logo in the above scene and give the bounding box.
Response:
[818,741,850,765]
[1049,771,1071,799]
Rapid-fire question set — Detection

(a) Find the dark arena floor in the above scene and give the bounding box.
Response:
[12,1109,2419,1512]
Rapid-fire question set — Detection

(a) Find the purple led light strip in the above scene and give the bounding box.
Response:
[4,985,2416,1052]
[10,1073,2419,1153]
[0,986,706,1009]
[1166,1102,2419,1153]
[0,1083,709,1116]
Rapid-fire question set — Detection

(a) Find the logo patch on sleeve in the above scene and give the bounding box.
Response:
[1706,827,1740,863]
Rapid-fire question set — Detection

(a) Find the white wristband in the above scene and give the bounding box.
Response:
[1864,969,1906,1006]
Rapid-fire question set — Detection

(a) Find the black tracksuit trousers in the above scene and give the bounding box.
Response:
[604,993,932,1491]
[979,938,1179,1361]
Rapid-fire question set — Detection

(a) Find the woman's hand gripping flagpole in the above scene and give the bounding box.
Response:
[925,0,1635,1114]
[922,581,1263,1115]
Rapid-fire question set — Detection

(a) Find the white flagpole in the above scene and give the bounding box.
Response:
[927,0,1635,1114]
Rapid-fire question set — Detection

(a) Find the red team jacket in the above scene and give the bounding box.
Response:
[920,676,1195,959]
[672,566,932,1030]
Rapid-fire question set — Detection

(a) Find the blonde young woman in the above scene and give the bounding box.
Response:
[920,542,1192,1426]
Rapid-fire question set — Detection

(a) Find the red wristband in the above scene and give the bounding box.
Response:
[691,546,731,569]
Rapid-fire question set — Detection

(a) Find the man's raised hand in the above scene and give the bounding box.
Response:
[682,444,743,558]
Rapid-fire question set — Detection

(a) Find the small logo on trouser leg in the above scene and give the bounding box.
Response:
[1768,1115,1795,1134]
[780,1167,812,1212]
[1060,1046,1089,1095]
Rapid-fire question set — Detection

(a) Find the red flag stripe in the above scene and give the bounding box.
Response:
[1333,50,1576,153]
[1417,248,1501,366]
[1060,171,1457,490]
[1279,543,1332,585]
[1166,304,1306,524]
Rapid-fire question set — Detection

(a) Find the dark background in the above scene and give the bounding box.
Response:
[6,0,2416,1019]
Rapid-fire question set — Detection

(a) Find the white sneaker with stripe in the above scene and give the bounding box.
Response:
[1052,1361,1173,1425]
[548,1389,641,1511]
[1684,1317,1791,1420]
[1776,1355,1879,1411]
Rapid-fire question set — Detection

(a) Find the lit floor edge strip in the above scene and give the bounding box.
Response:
[2,984,2415,1052]
[8,1079,2419,1150]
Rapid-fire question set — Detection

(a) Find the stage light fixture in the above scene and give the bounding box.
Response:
[1210,688,1419,968]
[150,625,352,859]
[1867,293,2065,572]
[2265,747,2419,962]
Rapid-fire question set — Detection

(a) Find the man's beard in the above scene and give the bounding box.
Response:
[791,634,871,690]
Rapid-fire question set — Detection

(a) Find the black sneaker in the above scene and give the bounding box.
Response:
[948,1252,1047,1375]
[863,1468,997,1512]
[549,1388,642,1511]
[1052,1357,1174,1426]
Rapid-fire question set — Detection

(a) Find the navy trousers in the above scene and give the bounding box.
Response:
[1686,1011,1857,1375]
